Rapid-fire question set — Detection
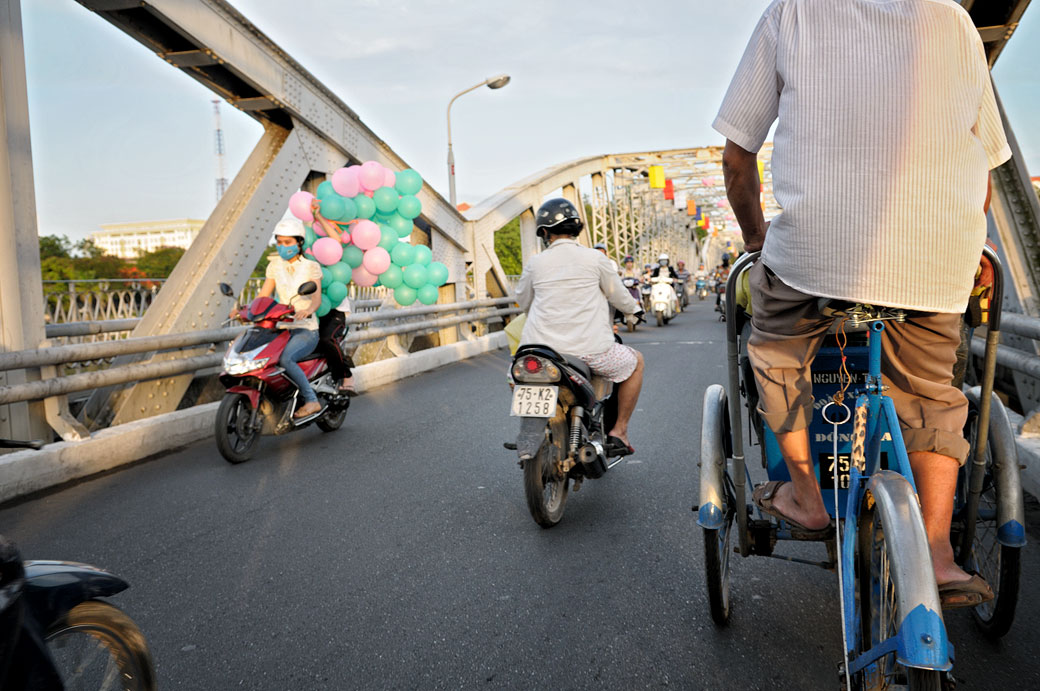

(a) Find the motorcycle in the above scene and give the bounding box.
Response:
[0,441,156,691]
[506,344,628,528]
[215,282,350,464]
[621,277,641,332]
[639,279,653,313]
[675,276,690,309]
[696,278,709,300]
[650,275,679,326]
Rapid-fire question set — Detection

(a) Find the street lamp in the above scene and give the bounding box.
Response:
[446,74,511,209]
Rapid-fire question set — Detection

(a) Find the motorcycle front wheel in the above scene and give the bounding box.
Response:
[46,600,156,691]
[523,413,569,528]
[215,393,260,464]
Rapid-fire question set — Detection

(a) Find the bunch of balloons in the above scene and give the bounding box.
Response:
[285,160,450,314]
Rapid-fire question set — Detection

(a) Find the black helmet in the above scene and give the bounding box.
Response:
[535,198,583,238]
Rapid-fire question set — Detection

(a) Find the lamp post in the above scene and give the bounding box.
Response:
[446,74,511,209]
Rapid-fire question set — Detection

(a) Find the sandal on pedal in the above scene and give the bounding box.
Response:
[605,435,635,457]
[938,572,993,610]
[752,481,834,539]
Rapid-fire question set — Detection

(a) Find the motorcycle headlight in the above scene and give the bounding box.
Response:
[224,356,269,375]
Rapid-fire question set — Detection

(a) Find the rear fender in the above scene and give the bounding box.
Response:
[23,561,128,631]
[228,386,261,409]
[515,416,548,461]
[965,387,1027,547]
[698,385,729,529]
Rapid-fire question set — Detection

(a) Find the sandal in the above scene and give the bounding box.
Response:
[294,401,322,419]
[337,377,358,397]
[752,481,834,539]
[605,435,635,457]
[938,572,993,610]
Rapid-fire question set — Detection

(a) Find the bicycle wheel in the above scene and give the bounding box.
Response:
[46,600,156,691]
[856,498,943,691]
[702,474,735,626]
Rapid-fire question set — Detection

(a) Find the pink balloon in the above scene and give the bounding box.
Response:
[382,168,396,189]
[331,166,360,198]
[359,161,384,191]
[363,189,374,198]
[351,220,380,250]
[312,221,326,237]
[312,237,344,266]
[362,247,391,274]
[352,266,378,287]
[339,230,351,245]
[288,191,314,222]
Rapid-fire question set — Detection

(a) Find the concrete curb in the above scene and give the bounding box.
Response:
[0,332,507,504]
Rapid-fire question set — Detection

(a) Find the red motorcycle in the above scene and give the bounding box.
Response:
[215,282,350,463]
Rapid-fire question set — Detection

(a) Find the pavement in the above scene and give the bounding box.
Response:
[2,299,1038,689]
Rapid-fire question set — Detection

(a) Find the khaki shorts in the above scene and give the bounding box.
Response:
[580,343,640,383]
[746,262,970,464]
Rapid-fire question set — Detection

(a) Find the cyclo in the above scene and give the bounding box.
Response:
[696,249,1026,689]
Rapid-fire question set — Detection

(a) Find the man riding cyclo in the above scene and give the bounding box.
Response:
[516,198,645,456]
[715,0,1010,607]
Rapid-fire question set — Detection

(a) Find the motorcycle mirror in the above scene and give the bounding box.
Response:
[297,281,318,296]
[218,283,235,298]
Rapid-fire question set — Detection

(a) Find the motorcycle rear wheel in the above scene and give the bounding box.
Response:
[46,600,156,691]
[215,393,260,464]
[523,414,569,528]
[316,399,350,432]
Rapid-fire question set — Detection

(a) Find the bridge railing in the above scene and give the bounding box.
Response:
[0,297,519,407]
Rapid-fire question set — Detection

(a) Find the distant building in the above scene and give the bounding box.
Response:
[91,219,205,260]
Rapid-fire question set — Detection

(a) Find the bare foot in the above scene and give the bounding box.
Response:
[766,481,830,531]
[607,428,630,447]
[294,401,321,418]
[934,563,973,586]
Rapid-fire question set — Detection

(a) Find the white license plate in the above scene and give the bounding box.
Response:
[510,385,559,417]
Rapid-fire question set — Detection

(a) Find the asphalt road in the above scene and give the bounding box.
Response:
[2,299,1038,689]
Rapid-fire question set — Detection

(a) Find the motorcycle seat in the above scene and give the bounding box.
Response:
[562,354,593,381]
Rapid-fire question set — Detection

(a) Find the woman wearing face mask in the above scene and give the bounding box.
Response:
[255,218,325,418]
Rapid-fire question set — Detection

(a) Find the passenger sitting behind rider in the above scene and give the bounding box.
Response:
[253,218,324,419]
[516,198,645,455]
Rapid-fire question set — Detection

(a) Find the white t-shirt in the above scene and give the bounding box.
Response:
[265,255,323,330]
[713,0,1011,313]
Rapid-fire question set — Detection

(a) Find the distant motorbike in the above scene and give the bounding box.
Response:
[506,344,628,527]
[0,442,156,691]
[215,282,350,463]
[675,276,690,309]
[621,277,641,331]
[640,279,653,313]
[696,278,709,300]
[650,275,679,326]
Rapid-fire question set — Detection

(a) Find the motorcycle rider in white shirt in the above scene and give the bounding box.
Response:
[516,199,645,455]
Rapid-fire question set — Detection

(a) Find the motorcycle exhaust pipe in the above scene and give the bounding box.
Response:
[578,442,607,479]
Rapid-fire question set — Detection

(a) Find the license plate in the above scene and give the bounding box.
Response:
[510,385,558,418]
[819,453,850,490]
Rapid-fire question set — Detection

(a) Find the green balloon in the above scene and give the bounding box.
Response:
[390,242,415,266]
[320,265,333,285]
[427,261,449,287]
[388,213,412,238]
[328,261,351,283]
[380,263,404,289]
[377,226,398,251]
[412,244,432,266]
[403,264,428,290]
[316,294,332,317]
[339,197,357,222]
[305,225,318,250]
[394,285,417,306]
[372,187,399,214]
[397,195,422,220]
[353,194,375,220]
[417,284,439,305]
[342,244,364,269]
[394,169,423,196]
[326,281,349,304]
[320,195,345,221]
[316,180,336,200]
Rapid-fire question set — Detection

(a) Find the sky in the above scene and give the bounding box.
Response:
[20,0,1040,241]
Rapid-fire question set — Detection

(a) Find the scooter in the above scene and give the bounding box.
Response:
[696,278,709,300]
[640,279,653,313]
[650,275,679,326]
[675,277,689,310]
[0,442,156,691]
[506,343,629,528]
[621,277,641,332]
[215,281,350,464]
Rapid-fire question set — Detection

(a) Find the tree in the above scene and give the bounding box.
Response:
[38,234,74,260]
[494,217,522,275]
[135,246,185,278]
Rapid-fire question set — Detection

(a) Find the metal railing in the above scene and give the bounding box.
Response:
[0,297,519,406]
